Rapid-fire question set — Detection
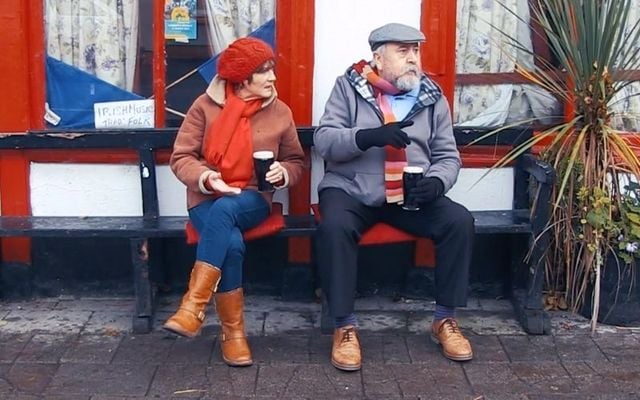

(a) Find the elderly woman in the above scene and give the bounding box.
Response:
[163,37,305,367]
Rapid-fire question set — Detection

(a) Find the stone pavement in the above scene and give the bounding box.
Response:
[1,294,640,399]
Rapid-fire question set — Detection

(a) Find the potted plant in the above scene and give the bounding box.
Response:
[490,0,640,331]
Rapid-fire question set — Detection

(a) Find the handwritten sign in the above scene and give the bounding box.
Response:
[94,99,155,129]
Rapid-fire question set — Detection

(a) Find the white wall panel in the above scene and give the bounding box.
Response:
[313,0,422,125]
[30,163,142,216]
[156,165,187,216]
[447,168,514,211]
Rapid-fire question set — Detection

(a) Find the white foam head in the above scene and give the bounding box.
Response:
[253,150,274,160]
[403,166,424,174]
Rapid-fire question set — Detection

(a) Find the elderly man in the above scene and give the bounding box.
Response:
[314,23,475,371]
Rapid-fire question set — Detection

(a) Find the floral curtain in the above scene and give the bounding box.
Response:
[454,0,560,127]
[205,0,275,55]
[45,0,139,91]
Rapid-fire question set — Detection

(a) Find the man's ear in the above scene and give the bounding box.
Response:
[372,52,382,70]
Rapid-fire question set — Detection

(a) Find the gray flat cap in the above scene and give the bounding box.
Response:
[368,23,426,51]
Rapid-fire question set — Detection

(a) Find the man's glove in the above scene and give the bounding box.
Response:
[409,177,444,205]
[355,120,413,150]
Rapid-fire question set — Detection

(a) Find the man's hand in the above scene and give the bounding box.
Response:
[265,161,286,186]
[206,172,241,195]
[409,177,444,204]
[356,120,413,150]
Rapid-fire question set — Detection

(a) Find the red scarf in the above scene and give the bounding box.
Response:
[185,82,263,244]
[202,82,262,188]
[352,60,407,204]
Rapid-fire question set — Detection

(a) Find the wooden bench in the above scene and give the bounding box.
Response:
[0,129,315,333]
[0,126,554,335]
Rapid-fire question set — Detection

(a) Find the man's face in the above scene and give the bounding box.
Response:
[374,42,421,91]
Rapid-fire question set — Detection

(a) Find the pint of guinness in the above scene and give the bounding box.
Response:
[253,150,275,192]
[402,166,424,211]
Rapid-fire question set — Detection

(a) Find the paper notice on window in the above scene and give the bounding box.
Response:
[94,99,155,129]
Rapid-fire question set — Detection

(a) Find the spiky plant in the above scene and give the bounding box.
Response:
[491,0,640,332]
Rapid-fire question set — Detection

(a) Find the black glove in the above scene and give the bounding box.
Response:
[355,120,413,150]
[409,177,444,205]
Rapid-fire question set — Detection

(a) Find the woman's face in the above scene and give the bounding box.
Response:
[239,60,276,99]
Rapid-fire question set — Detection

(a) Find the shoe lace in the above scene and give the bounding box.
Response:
[441,318,461,335]
[341,327,356,343]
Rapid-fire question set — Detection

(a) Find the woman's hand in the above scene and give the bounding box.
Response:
[265,161,286,185]
[206,172,241,195]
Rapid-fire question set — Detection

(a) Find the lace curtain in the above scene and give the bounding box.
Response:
[205,0,275,55]
[45,0,139,91]
[454,0,560,127]
[610,2,640,132]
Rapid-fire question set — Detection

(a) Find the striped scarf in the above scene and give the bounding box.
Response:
[352,60,407,204]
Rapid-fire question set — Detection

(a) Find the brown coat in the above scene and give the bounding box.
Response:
[170,78,305,210]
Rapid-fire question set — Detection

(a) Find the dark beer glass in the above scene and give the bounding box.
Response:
[253,150,275,192]
[402,166,424,211]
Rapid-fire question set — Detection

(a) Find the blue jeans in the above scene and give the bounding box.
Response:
[188,190,269,292]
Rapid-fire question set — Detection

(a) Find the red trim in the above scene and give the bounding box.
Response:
[421,0,457,108]
[23,149,172,164]
[28,0,45,129]
[153,0,166,127]
[275,0,314,264]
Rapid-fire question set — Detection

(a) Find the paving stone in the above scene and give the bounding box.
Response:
[83,312,131,334]
[374,297,436,312]
[264,311,314,334]
[464,362,529,395]
[254,364,299,397]
[46,363,156,397]
[499,335,560,362]
[16,334,75,364]
[308,333,332,364]
[166,335,214,365]
[282,365,361,398]
[54,298,135,311]
[111,332,173,364]
[461,310,526,335]
[0,333,32,364]
[361,363,402,398]
[562,361,638,397]
[358,333,410,364]
[149,363,257,397]
[510,361,577,394]
[235,335,309,365]
[0,364,13,393]
[6,363,59,394]
[466,334,509,362]
[592,332,640,362]
[477,298,515,312]
[404,334,454,367]
[553,334,607,362]
[1,310,91,334]
[393,363,468,397]
[357,311,406,331]
[61,334,122,364]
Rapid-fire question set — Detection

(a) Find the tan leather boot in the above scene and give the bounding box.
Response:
[431,318,473,361]
[215,288,253,367]
[331,325,361,371]
[163,261,221,338]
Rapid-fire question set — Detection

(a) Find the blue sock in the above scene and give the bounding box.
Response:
[334,313,357,329]
[434,304,455,321]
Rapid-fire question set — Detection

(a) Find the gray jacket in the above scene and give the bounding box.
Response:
[314,66,461,206]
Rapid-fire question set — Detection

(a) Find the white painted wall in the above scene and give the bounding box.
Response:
[447,168,514,211]
[312,0,422,125]
[30,163,142,216]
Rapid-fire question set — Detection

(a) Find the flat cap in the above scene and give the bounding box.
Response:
[368,23,426,51]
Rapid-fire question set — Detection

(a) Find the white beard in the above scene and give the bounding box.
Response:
[394,74,420,91]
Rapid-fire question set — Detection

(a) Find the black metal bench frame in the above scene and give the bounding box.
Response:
[0,126,554,335]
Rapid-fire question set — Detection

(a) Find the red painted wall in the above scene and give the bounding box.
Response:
[0,0,44,262]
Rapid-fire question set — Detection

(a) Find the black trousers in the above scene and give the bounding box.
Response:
[316,188,475,318]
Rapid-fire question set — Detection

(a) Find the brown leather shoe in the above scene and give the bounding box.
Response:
[215,288,253,367]
[331,325,361,371]
[163,261,221,338]
[431,318,473,361]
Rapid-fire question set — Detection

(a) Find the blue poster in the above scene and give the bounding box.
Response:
[165,0,197,40]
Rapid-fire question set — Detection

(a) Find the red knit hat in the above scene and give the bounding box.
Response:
[217,37,275,83]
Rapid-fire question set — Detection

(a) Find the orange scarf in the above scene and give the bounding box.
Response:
[202,82,263,188]
[185,83,263,245]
